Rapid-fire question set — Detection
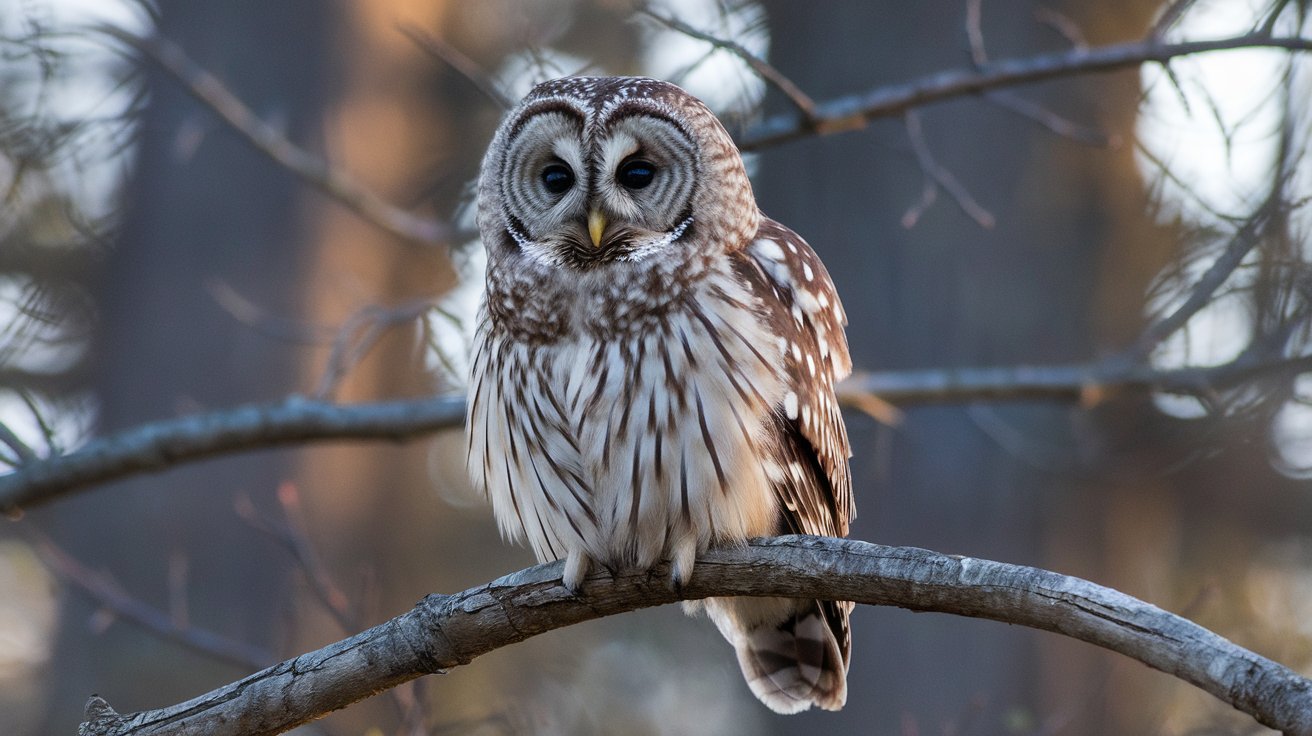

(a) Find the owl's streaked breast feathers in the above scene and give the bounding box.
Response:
[467,75,854,714]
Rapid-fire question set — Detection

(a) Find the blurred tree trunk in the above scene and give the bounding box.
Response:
[754,1,1167,733]
[285,1,494,731]
[38,2,339,731]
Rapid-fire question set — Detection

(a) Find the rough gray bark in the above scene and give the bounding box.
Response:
[77,537,1312,736]
[0,396,465,510]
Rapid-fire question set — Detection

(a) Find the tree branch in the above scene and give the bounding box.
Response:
[842,353,1312,406]
[76,537,1312,736]
[738,33,1312,150]
[0,396,465,513]
[32,531,274,671]
[8,352,1312,513]
[637,9,818,120]
[96,26,451,247]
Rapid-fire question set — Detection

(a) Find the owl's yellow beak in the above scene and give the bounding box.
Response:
[587,209,607,249]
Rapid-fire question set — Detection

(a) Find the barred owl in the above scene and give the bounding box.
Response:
[467,76,854,714]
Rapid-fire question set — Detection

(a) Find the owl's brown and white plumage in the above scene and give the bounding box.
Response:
[467,76,854,713]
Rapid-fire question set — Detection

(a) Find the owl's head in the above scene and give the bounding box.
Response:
[478,76,758,271]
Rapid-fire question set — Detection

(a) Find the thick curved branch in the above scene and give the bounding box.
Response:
[8,354,1312,512]
[77,537,1312,736]
[739,33,1312,149]
[0,396,465,512]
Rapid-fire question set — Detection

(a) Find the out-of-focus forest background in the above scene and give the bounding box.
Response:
[2,1,1311,734]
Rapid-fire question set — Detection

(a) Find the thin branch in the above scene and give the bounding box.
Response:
[1034,6,1089,50]
[0,421,37,465]
[0,395,466,513]
[32,532,274,671]
[235,485,428,728]
[236,485,357,633]
[738,32,1312,150]
[982,89,1118,147]
[838,352,1312,406]
[9,352,1312,513]
[965,0,987,66]
[313,299,437,400]
[76,537,1312,736]
[902,110,995,228]
[637,9,818,120]
[95,26,450,246]
[1121,195,1279,364]
[1151,0,1201,41]
[205,279,337,346]
[396,23,510,110]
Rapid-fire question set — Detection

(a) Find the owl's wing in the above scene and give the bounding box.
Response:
[736,216,853,536]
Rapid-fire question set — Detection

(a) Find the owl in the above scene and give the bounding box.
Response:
[467,76,854,714]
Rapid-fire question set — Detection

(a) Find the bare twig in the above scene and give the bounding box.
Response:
[1151,0,1201,41]
[76,537,1312,736]
[314,299,438,400]
[1034,6,1089,51]
[0,421,37,465]
[965,0,988,66]
[206,279,336,346]
[954,0,1110,148]
[236,485,356,632]
[32,532,274,671]
[902,110,995,228]
[638,9,818,120]
[982,90,1118,147]
[0,395,466,513]
[96,26,450,246]
[738,32,1312,149]
[1120,195,1279,364]
[236,485,428,729]
[396,23,511,110]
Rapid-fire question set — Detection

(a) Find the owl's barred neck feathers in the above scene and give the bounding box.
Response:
[469,76,854,714]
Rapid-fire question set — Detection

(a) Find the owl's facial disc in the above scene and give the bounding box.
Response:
[504,110,697,270]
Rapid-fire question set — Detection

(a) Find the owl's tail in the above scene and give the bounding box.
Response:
[698,596,851,714]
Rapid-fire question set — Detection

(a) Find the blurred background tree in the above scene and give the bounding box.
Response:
[2,1,1311,734]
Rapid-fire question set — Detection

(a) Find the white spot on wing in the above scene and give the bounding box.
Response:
[795,289,821,314]
[752,239,785,261]
[784,391,799,419]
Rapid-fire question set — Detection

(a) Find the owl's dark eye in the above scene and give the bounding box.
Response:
[617,159,655,190]
[541,163,574,194]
